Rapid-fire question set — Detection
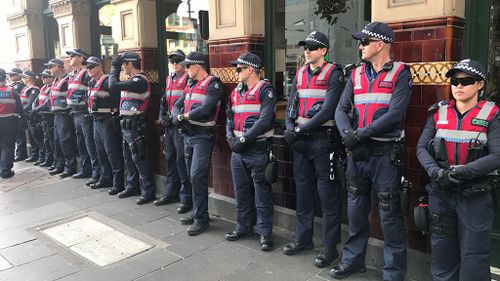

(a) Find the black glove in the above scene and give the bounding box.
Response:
[172,115,182,127]
[111,55,122,67]
[436,169,462,188]
[227,136,246,153]
[350,145,369,161]
[284,129,298,146]
[160,115,172,128]
[343,130,359,150]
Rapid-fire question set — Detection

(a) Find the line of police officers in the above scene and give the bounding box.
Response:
[0,20,497,281]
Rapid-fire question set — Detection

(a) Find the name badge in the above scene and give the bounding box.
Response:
[378,81,394,89]
[471,118,489,128]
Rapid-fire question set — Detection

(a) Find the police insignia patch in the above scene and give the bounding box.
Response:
[214,82,220,89]
[267,91,273,98]
[133,77,139,82]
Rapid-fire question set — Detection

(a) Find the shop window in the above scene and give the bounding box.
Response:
[61,24,71,48]
[273,0,370,98]
[15,34,27,57]
[164,0,209,75]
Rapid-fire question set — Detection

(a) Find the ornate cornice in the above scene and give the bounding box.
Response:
[6,11,27,28]
[49,0,90,18]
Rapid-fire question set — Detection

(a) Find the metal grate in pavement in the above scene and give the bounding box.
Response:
[41,217,153,267]
[0,167,60,191]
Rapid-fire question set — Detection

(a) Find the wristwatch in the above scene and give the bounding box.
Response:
[177,114,185,122]
[239,136,246,143]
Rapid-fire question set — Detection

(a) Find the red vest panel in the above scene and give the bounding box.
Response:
[19,85,39,105]
[67,68,89,107]
[38,84,52,107]
[165,72,188,111]
[434,99,499,165]
[352,62,405,129]
[183,75,220,126]
[50,76,69,111]
[0,86,16,117]
[119,73,150,116]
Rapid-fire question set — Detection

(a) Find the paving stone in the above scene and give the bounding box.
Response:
[316,265,382,281]
[161,218,233,258]
[221,246,322,281]
[0,255,11,271]
[42,217,115,247]
[0,228,36,249]
[90,199,141,217]
[0,240,55,266]
[0,167,60,192]
[137,241,262,281]
[0,255,79,281]
[111,205,170,227]
[58,249,181,281]
[134,217,186,240]
[64,191,118,210]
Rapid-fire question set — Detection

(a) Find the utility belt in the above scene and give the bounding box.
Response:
[462,176,498,197]
[120,114,147,131]
[179,123,214,136]
[350,140,404,164]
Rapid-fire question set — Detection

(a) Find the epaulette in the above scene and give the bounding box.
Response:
[428,99,449,114]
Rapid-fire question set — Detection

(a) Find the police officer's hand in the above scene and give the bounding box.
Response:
[160,115,172,128]
[343,130,359,150]
[436,169,462,188]
[112,55,122,67]
[172,114,182,127]
[284,129,299,146]
[226,136,246,153]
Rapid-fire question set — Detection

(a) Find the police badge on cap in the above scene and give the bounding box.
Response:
[298,31,330,49]
[445,59,486,80]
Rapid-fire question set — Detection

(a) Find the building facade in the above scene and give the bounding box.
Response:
[7,0,500,268]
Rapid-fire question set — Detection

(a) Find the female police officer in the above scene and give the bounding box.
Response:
[417,59,500,281]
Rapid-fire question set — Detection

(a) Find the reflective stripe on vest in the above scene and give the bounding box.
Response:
[67,68,88,107]
[165,72,188,111]
[0,86,17,117]
[295,63,336,127]
[19,86,39,105]
[89,75,115,113]
[231,80,273,137]
[184,75,220,126]
[434,100,499,165]
[119,73,151,116]
[50,77,68,111]
[352,62,406,133]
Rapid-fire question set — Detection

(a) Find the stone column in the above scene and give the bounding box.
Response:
[6,0,46,73]
[49,0,92,59]
[371,0,466,254]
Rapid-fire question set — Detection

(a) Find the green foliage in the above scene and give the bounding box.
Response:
[314,0,350,25]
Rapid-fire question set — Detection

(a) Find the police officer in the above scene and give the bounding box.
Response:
[8,67,27,161]
[84,56,124,194]
[172,52,224,235]
[283,31,344,268]
[44,58,78,177]
[417,59,500,281]
[0,68,24,178]
[225,52,277,251]
[32,69,56,168]
[20,70,43,164]
[66,48,100,184]
[154,49,192,213]
[108,52,156,205]
[332,22,412,281]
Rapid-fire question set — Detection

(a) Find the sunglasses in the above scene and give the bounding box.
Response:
[236,66,249,73]
[359,38,384,46]
[450,77,480,87]
[303,46,320,51]
[169,59,182,64]
[86,65,97,70]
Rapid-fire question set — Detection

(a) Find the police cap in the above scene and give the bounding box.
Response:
[38,69,53,78]
[352,21,395,43]
[21,70,36,79]
[83,56,103,67]
[169,49,186,60]
[179,52,207,67]
[7,67,22,76]
[44,58,65,68]
[298,31,329,49]
[66,48,89,58]
[230,52,262,69]
[121,52,141,63]
[445,59,486,80]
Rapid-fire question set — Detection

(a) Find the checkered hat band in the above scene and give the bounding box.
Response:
[237,58,259,68]
[171,51,185,57]
[87,58,101,65]
[185,59,205,64]
[455,64,485,79]
[305,37,328,47]
[361,29,394,43]
[122,58,139,62]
